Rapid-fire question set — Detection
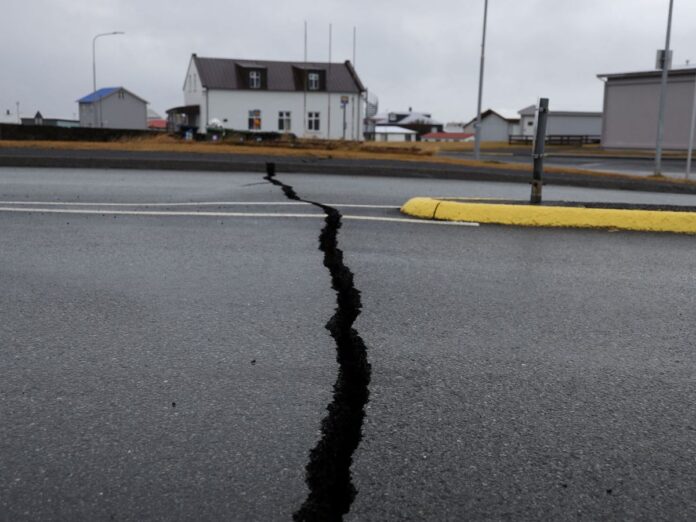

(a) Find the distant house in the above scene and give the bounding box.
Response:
[20,111,79,128]
[367,110,443,140]
[461,109,520,142]
[147,109,167,131]
[421,132,474,143]
[372,125,418,142]
[598,67,696,150]
[517,104,601,138]
[0,108,18,124]
[169,54,366,139]
[77,87,148,129]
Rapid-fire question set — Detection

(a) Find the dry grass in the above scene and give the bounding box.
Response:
[1,135,693,185]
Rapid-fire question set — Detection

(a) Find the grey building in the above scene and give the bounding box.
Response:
[462,109,520,142]
[598,68,696,150]
[78,87,148,129]
[518,105,602,138]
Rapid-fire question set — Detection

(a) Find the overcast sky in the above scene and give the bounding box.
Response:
[2,0,696,122]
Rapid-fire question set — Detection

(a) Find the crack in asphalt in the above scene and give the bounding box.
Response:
[263,162,371,521]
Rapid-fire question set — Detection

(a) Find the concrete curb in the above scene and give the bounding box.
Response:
[400,197,696,234]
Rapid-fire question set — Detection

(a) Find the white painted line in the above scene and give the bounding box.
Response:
[0,200,308,207]
[0,206,478,227]
[330,204,401,209]
[0,200,400,209]
[343,215,478,226]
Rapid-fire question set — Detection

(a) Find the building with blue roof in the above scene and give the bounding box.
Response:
[78,87,148,129]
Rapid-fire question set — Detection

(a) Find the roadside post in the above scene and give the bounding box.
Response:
[530,98,549,205]
[341,96,349,140]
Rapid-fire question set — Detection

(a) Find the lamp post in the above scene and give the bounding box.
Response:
[92,31,124,127]
[474,0,489,161]
[654,0,674,176]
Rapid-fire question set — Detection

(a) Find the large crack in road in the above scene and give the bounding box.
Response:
[263,162,371,521]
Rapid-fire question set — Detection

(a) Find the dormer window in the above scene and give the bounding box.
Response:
[308,72,320,91]
[249,70,262,89]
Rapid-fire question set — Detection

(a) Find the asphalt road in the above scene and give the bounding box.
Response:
[441,150,693,178]
[2,167,696,520]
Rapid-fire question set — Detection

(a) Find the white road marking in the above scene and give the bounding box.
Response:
[0,200,400,209]
[0,206,478,226]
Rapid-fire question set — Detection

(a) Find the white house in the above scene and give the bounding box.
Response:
[77,87,148,129]
[461,109,520,142]
[171,54,366,140]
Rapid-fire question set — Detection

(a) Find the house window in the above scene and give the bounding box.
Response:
[278,111,291,131]
[248,110,261,130]
[307,111,320,131]
[308,72,320,91]
[118,90,125,99]
[527,121,534,126]
[249,70,261,89]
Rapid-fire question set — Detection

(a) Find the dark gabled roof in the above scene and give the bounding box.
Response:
[463,108,519,128]
[191,55,365,93]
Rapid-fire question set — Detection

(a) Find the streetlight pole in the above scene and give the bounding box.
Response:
[474,0,489,161]
[92,31,124,127]
[654,0,674,176]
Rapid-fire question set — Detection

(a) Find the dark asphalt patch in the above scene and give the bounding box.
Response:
[264,162,371,521]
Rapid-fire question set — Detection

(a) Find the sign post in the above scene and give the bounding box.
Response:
[530,98,549,205]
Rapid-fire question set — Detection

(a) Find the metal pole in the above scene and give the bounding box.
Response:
[474,0,488,161]
[327,23,332,140]
[303,21,307,135]
[531,98,549,205]
[92,31,124,128]
[687,74,696,179]
[655,0,674,176]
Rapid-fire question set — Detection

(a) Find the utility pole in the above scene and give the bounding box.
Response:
[92,31,124,128]
[474,0,488,161]
[686,73,696,179]
[654,0,674,176]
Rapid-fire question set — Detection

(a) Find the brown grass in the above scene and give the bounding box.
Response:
[1,135,693,185]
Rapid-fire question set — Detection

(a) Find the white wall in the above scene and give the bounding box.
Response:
[205,89,362,139]
[521,112,601,137]
[183,59,206,129]
[79,92,147,129]
[602,75,696,150]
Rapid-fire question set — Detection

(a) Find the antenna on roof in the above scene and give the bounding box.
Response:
[353,26,357,67]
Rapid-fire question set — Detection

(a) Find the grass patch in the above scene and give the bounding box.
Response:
[1,135,694,185]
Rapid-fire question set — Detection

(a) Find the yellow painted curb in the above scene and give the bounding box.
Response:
[400,197,696,234]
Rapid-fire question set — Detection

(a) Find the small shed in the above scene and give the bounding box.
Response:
[462,109,520,142]
[78,87,148,129]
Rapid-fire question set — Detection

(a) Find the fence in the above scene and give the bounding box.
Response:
[508,134,600,146]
